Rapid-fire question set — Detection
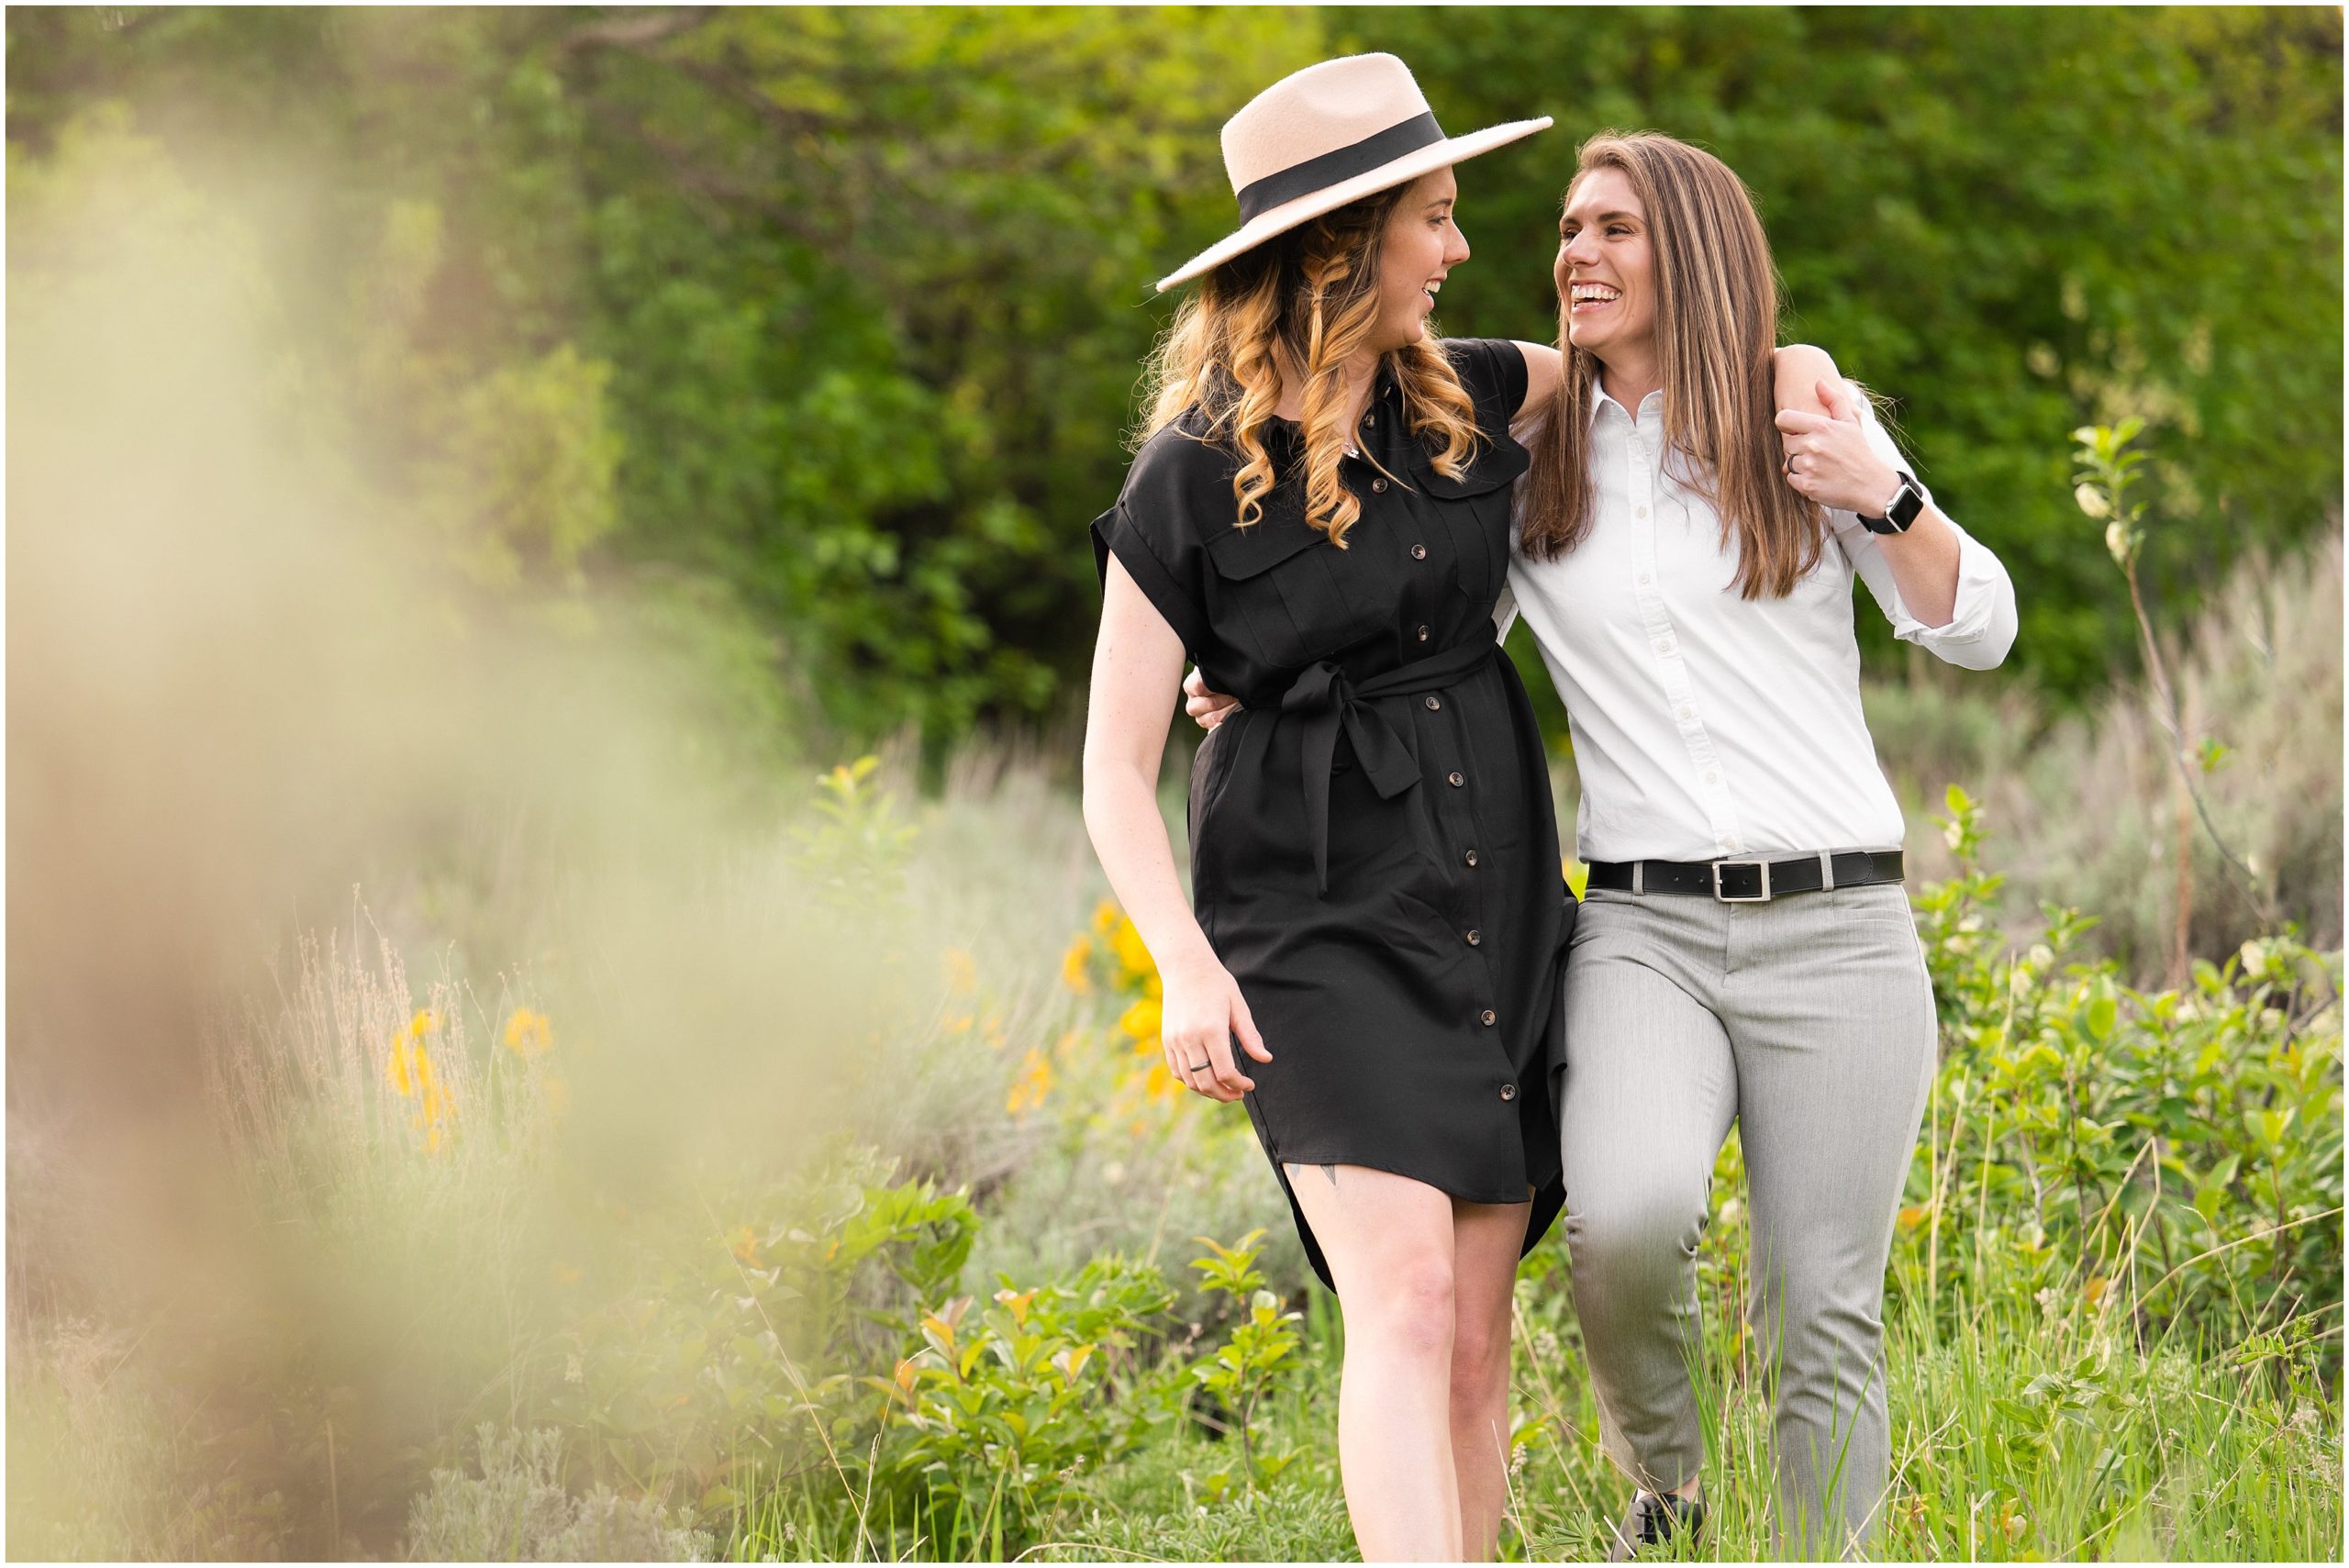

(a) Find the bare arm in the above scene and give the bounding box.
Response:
[1513,339,1564,419]
[1083,559,1270,1098]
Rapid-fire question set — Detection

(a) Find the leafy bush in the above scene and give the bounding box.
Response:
[1905,785,2343,1347]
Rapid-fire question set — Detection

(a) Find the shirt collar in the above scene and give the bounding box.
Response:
[1589,380,1664,428]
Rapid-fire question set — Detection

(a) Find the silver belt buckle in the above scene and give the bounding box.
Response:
[1711,858,1773,902]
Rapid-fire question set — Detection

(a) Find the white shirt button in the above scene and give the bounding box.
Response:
[1635,507,1649,519]
[1654,639,1674,653]
[1638,573,1652,584]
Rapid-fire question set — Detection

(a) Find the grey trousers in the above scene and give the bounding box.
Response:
[1557,875,1935,1556]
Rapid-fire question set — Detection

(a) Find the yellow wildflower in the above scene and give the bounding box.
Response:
[1896,1205,1931,1233]
[1118,997,1162,1042]
[1060,935,1095,994]
[1142,1061,1186,1105]
[411,1060,455,1152]
[1052,1029,1086,1062]
[729,1226,760,1264]
[942,947,978,996]
[1006,1046,1055,1115]
[502,1006,553,1058]
[1091,899,1121,937]
[1108,916,1154,983]
[387,1034,422,1097]
[551,1261,584,1287]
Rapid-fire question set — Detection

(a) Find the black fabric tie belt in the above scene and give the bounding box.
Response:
[1586,849,1905,902]
[1274,638,1498,895]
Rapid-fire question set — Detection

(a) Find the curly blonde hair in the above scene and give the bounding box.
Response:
[1137,183,1484,549]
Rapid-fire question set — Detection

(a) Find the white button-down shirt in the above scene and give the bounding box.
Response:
[1497,384,2017,864]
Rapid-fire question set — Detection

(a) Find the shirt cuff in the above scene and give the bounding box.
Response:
[1894,521,2018,670]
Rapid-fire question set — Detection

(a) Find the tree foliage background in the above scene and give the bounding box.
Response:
[8,6,2340,751]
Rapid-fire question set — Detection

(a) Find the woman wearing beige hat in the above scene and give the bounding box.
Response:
[1082,52,1568,1560]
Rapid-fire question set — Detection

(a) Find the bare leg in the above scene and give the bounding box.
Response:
[1286,1163,1465,1562]
[1449,1195,1531,1560]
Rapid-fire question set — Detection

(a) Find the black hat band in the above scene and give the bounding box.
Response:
[1232,111,1447,225]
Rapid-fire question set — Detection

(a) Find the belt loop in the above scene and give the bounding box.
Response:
[1631,861,1645,897]
[1818,850,1836,892]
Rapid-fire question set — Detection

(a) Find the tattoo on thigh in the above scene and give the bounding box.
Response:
[1284,1162,1340,1191]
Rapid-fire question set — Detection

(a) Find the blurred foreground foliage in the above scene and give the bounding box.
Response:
[8,747,2336,1559]
[6,6,2340,749]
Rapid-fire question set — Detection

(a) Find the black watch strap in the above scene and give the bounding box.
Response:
[1859,471,1923,535]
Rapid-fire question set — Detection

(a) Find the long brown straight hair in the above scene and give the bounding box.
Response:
[1519,132,1824,598]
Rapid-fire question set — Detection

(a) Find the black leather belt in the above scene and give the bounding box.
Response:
[1586,850,1904,902]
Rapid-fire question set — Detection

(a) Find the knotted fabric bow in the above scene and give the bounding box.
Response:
[1275,638,1498,895]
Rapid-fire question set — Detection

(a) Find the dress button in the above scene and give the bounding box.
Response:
[1499,1084,1517,1102]
[1424,695,1442,711]
[1372,477,1389,494]
[1480,1008,1497,1027]
[1447,772,1464,787]
[1464,849,1479,867]
[1636,506,1649,519]
[1417,625,1431,642]
[1410,543,1428,561]
[1464,929,1481,946]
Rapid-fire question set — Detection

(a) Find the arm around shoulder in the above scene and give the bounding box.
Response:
[1512,339,1564,420]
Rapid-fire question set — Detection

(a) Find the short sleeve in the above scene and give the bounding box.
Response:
[1440,337,1531,441]
[1090,425,1221,659]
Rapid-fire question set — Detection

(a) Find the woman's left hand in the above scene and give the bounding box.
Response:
[1774,378,1903,516]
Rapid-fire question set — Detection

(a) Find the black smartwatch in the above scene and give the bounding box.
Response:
[1858,471,1925,536]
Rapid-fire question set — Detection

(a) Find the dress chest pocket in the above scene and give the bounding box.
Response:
[1413,438,1530,608]
[1203,517,1380,669]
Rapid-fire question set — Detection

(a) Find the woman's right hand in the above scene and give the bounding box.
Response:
[1182,667,1241,731]
[1157,951,1272,1101]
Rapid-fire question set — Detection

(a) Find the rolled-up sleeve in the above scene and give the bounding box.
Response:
[1834,405,2018,671]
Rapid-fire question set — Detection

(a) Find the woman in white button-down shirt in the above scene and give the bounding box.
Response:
[1504,131,2016,1560]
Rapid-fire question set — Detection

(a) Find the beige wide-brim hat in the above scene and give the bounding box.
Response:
[1155,52,1552,294]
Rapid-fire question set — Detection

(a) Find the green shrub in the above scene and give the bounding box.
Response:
[1906,785,2343,1348]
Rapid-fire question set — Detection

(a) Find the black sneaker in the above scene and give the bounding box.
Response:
[1606,1489,1706,1562]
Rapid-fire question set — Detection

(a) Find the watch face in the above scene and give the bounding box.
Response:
[1888,481,1924,530]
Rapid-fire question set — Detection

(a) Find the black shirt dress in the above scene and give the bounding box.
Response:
[1092,338,1575,1293]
